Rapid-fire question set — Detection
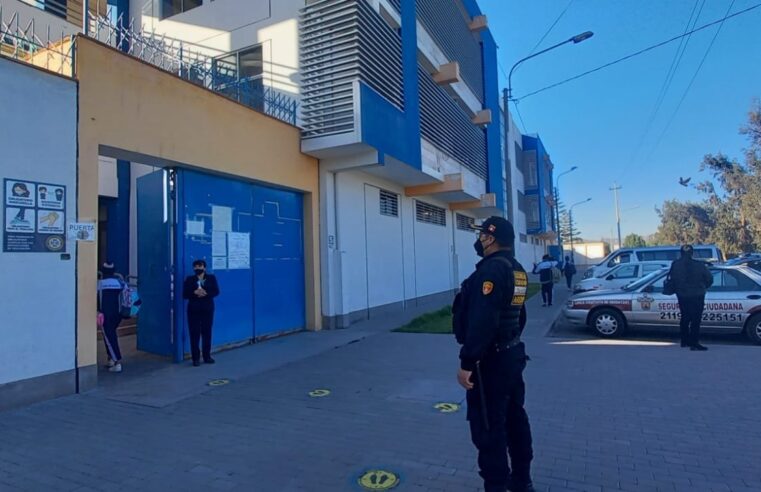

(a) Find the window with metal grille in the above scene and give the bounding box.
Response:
[520,233,528,243]
[416,201,446,226]
[379,190,399,217]
[456,214,475,231]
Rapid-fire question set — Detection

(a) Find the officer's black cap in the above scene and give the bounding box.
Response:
[476,216,515,246]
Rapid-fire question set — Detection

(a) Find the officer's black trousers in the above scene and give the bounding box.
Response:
[677,294,705,346]
[467,343,534,492]
[188,308,214,362]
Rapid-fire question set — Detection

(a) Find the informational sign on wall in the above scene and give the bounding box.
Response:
[67,222,96,242]
[3,178,67,253]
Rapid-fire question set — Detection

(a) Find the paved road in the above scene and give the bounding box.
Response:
[1,288,760,491]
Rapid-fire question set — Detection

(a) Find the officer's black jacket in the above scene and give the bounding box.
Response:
[455,250,527,372]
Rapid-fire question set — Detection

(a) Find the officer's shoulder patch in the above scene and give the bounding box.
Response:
[482,281,494,295]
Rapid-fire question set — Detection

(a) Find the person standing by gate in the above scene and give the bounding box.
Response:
[532,255,559,306]
[453,216,535,492]
[98,262,124,373]
[669,245,713,351]
[183,260,220,366]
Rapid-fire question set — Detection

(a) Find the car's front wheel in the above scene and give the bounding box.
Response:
[744,313,761,345]
[589,308,626,338]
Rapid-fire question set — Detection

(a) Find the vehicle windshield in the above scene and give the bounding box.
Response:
[623,269,667,291]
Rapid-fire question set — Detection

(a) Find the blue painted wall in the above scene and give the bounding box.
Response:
[105,159,130,275]
[522,135,552,235]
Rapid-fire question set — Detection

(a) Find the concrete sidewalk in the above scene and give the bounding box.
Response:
[2,284,760,492]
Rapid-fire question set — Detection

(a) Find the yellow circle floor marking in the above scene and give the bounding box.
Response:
[358,470,400,490]
[207,379,230,387]
[434,402,460,413]
[308,389,331,398]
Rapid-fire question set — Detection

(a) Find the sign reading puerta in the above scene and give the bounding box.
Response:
[3,178,67,253]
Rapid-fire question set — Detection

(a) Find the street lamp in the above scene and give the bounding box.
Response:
[555,166,578,249]
[568,198,592,264]
[502,30,593,239]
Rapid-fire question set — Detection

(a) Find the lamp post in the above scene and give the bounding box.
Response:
[568,198,592,264]
[502,31,593,237]
[554,166,578,250]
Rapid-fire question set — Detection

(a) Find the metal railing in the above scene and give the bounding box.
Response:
[90,12,299,126]
[0,5,74,76]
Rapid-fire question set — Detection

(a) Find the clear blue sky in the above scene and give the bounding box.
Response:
[480,0,761,242]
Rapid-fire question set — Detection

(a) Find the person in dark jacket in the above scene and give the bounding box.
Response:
[532,255,559,306]
[453,216,534,492]
[669,245,713,351]
[183,259,220,366]
[562,256,576,290]
[98,262,124,373]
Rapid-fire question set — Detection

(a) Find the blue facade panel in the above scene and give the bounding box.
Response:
[522,135,554,236]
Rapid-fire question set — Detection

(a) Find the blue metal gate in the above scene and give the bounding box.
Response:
[137,169,306,361]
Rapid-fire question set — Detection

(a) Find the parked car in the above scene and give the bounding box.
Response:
[582,244,724,279]
[725,254,761,273]
[574,263,669,294]
[562,265,761,344]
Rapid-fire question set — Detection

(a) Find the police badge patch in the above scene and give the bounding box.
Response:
[482,281,494,295]
[512,271,528,306]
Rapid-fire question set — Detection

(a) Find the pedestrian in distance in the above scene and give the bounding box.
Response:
[532,255,559,306]
[183,259,220,366]
[563,256,576,290]
[669,244,713,351]
[453,216,535,492]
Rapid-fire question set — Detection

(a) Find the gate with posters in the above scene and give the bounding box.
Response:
[136,169,306,362]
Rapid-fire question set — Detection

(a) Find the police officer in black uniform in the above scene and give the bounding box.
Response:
[453,216,534,492]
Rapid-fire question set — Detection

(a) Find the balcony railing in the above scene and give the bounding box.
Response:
[90,13,298,126]
[300,0,403,138]
[0,6,74,76]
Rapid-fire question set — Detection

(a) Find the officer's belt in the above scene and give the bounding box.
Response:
[494,337,521,352]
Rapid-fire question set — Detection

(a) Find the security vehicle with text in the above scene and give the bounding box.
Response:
[562,265,761,344]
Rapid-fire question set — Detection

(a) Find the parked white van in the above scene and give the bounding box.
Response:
[574,262,669,293]
[582,245,723,279]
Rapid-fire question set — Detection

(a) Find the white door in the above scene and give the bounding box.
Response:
[364,185,404,309]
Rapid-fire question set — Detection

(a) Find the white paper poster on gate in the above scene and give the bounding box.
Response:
[227,232,250,269]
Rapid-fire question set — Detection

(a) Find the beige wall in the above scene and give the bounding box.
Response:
[75,37,321,369]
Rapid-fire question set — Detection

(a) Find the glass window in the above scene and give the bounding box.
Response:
[161,0,202,20]
[643,264,666,274]
[710,270,761,292]
[613,265,638,279]
[238,46,263,79]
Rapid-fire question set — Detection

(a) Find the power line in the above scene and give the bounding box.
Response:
[620,0,705,181]
[646,0,738,160]
[513,2,761,102]
[513,100,529,133]
[513,0,575,77]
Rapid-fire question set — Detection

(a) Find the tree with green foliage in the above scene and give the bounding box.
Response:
[623,233,647,248]
[655,102,761,255]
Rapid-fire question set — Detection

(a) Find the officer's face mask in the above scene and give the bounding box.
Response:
[194,268,205,276]
[474,234,493,258]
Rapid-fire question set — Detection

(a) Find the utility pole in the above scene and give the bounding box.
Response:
[610,183,622,249]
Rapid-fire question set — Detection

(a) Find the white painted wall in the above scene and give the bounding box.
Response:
[0,58,77,385]
[452,212,479,286]
[323,169,462,317]
[130,0,302,98]
[98,156,118,198]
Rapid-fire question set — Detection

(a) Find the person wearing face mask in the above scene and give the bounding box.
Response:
[452,216,534,492]
[182,259,220,366]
